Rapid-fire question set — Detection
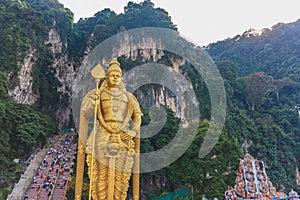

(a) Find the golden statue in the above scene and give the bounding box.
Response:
[75,58,142,200]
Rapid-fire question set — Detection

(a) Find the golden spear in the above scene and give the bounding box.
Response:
[74,63,105,200]
[89,64,105,200]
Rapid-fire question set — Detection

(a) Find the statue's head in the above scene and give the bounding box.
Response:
[106,58,123,89]
[106,58,122,76]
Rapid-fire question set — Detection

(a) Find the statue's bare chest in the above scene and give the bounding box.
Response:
[100,90,128,122]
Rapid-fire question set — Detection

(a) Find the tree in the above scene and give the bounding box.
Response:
[216,60,239,82]
[167,120,241,199]
[244,72,274,111]
[274,77,296,102]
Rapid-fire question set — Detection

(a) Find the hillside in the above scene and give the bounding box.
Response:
[0,0,299,199]
[208,20,300,81]
[207,20,300,191]
[0,0,72,198]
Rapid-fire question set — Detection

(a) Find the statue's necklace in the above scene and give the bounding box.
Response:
[112,98,120,112]
[106,90,123,112]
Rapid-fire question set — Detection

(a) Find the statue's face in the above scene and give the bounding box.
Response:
[107,71,122,88]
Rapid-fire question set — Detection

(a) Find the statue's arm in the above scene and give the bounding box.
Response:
[130,95,143,132]
[96,90,122,134]
[130,94,143,200]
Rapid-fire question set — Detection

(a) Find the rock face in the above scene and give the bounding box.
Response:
[9,22,197,130]
[8,27,75,129]
[234,153,277,199]
[296,167,300,187]
[113,33,193,122]
[8,48,38,105]
[46,28,64,54]
[46,28,75,129]
[54,55,75,129]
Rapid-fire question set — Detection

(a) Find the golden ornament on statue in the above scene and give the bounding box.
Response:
[91,63,105,80]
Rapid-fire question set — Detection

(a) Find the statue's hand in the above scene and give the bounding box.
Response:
[93,94,100,105]
[94,93,100,100]
[109,124,122,134]
[121,130,136,141]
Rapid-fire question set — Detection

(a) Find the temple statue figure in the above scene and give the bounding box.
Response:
[234,151,277,199]
[75,58,142,200]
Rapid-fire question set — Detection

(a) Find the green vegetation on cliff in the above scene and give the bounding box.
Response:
[0,0,73,112]
[0,0,72,194]
[0,71,56,192]
[69,0,176,60]
[208,23,300,191]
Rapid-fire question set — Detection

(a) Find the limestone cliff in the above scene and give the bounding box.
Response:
[46,27,75,129]
[8,27,75,129]
[296,167,300,187]
[78,29,192,122]
[8,48,38,105]
[111,33,194,123]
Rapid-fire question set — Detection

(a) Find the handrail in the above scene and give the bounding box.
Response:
[19,146,48,200]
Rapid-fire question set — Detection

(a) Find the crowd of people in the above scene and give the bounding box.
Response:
[23,132,76,200]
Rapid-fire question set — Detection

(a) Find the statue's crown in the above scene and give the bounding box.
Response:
[107,58,122,75]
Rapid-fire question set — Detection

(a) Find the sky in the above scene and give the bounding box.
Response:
[58,0,300,46]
